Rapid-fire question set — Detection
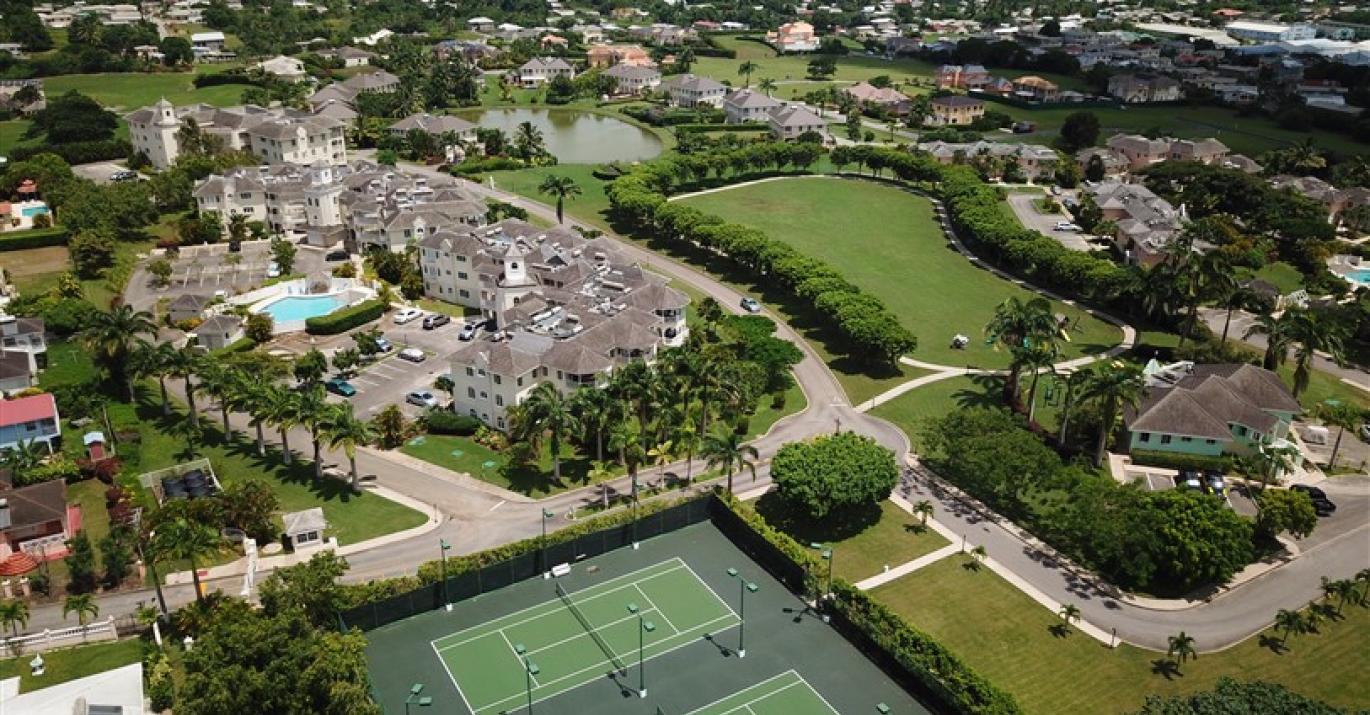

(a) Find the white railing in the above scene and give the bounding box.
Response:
[0,616,117,658]
[17,533,66,557]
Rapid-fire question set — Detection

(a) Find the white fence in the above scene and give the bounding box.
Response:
[0,616,117,658]
[17,533,66,557]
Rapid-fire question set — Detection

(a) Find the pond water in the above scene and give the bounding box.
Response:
[455,107,663,164]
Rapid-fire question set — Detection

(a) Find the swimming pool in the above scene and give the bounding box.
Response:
[1345,269,1370,285]
[259,293,349,322]
[20,206,48,218]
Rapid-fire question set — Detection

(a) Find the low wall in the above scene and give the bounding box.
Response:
[0,616,118,658]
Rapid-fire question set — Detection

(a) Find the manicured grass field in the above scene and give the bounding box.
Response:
[0,639,143,694]
[754,497,948,583]
[871,557,1370,714]
[678,177,1123,370]
[1248,261,1305,294]
[399,433,622,497]
[43,69,251,110]
[485,164,616,232]
[870,374,1054,451]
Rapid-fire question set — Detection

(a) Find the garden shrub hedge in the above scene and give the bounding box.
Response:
[422,409,482,436]
[305,299,386,335]
[673,122,768,134]
[10,139,131,164]
[0,226,68,251]
[1128,449,1236,473]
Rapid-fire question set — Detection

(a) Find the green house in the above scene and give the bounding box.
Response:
[1125,363,1301,458]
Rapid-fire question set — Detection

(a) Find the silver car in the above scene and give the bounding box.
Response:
[406,390,439,408]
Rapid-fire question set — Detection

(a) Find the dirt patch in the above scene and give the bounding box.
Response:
[0,245,69,277]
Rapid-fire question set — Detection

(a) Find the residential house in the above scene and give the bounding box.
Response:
[514,58,575,88]
[885,36,922,56]
[586,44,654,68]
[0,315,45,373]
[467,16,496,33]
[190,31,225,53]
[1225,20,1316,42]
[168,293,212,323]
[1086,180,1183,266]
[1108,73,1182,103]
[319,46,375,67]
[194,315,244,350]
[308,69,401,112]
[842,81,910,112]
[0,392,60,452]
[925,95,985,126]
[767,21,819,52]
[723,88,782,124]
[604,64,662,96]
[662,74,727,108]
[936,64,991,90]
[0,352,33,393]
[256,55,307,82]
[1074,147,1130,179]
[1126,362,1301,458]
[1011,75,1060,101]
[767,104,828,140]
[1101,134,1229,171]
[388,113,478,143]
[921,141,1061,181]
[0,468,72,566]
[1271,175,1370,222]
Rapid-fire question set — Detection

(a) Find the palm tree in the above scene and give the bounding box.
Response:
[672,421,702,484]
[152,518,221,603]
[1245,312,1293,372]
[1083,363,1144,467]
[1324,577,1358,615]
[612,361,659,441]
[0,599,30,636]
[514,382,581,484]
[701,430,758,495]
[1274,608,1305,645]
[1057,603,1081,632]
[537,175,581,224]
[239,381,272,457]
[757,77,777,97]
[913,500,934,525]
[1313,402,1363,469]
[227,212,248,251]
[134,341,180,417]
[1166,631,1197,671]
[966,544,988,569]
[197,364,241,436]
[571,387,616,463]
[62,593,99,626]
[607,418,647,500]
[82,305,156,400]
[514,121,545,160]
[647,440,675,482]
[1,439,47,472]
[172,413,204,458]
[984,297,1058,405]
[323,404,377,491]
[1244,441,1299,491]
[1055,368,1093,449]
[1284,308,1347,399]
[1215,281,1258,347]
[1016,343,1059,423]
[263,384,301,464]
[737,60,759,88]
[296,385,329,480]
[167,346,205,418]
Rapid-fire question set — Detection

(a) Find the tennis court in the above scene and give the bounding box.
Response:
[432,557,740,715]
[683,671,840,715]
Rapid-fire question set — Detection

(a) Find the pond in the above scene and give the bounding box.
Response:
[454,107,663,164]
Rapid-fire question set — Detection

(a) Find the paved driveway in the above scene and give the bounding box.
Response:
[331,353,446,418]
[1005,191,1101,252]
[73,161,138,184]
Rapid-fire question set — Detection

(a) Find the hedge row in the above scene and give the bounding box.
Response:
[304,299,386,335]
[1129,449,1236,473]
[10,139,131,165]
[607,144,917,365]
[673,122,768,134]
[450,157,529,175]
[0,226,68,251]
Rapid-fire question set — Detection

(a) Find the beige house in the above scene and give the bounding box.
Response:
[766,104,828,140]
[1108,73,1183,103]
[724,89,782,124]
[256,55,307,82]
[604,64,662,96]
[128,99,347,169]
[194,315,245,350]
[767,21,818,52]
[926,96,985,126]
[662,74,727,108]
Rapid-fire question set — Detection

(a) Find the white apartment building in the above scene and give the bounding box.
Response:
[514,58,576,88]
[127,99,347,169]
[1225,21,1317,43]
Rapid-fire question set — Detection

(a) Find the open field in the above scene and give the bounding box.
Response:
[42,69,251,110]
[872,557,1370,714]
[754,496,948,583]
[0,639,143,694]
[399,433,622,497]
[678,177,1123,370]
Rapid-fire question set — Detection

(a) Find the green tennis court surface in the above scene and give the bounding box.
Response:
[683,671,840,715]
[432,558,740,715]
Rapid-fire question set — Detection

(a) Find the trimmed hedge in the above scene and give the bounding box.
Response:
[1129,449,1236,473]
[0,226,68,251]
[450,157,528,175]
[10,140,131,164]
[422,409,481,436]
[304,299,386,335]
[674,122,768,134]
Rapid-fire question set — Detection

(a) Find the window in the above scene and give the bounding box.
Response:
[1138,432,1150,443]
[467,387,475,398]
[494,375,501,385]
[479,391,488,399]
[516,377,523,387]
[1180,436,1191,443]
[465,366,474,377]
[458,272,468,280]
[1160,434,1172,445]
[495,395,504,406]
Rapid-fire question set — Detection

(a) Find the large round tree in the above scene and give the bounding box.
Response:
[771,432,899,521]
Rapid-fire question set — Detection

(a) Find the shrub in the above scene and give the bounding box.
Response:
[304,299,386,335]
[9,140,131,165]
[422,409,482,436]
[0,226,68,251]
[1128,449,1235,473]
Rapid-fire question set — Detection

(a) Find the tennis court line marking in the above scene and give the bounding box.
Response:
[474,613,742,715]
[430,639,476,715]
[680,559,741,620]
[434,563,689,653]
[681,670,802,715]
[498,630,540,687]
[682,670,840,715]
[632,583,681,635]
[430,557,686,650]
[522,605,660,658]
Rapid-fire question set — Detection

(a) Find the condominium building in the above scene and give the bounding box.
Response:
[127,99,347,169]
[661,74,727,108]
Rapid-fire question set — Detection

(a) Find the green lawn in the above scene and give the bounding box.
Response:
[0,119,39,151]
[484,164,616,232]
[43,69,251,110]
[745,381,807,438]
[678,177,1122,370]
[399,433,622,497]
[755,496,948,583]
[872,557,1370,714]
[1247,261,1305,294]
[0,639,143,694]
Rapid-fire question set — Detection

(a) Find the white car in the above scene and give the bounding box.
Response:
[266,262,281,278]
[1054,221,1082,232]
[740,297,761,313]
[393,307,423,324]
[398,347,426,363]
[406,390,439,408]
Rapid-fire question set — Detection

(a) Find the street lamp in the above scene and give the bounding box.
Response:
[626,603,657,698]
[810,542,834,621]
[514,644,539,714]
[540,508,554,577]
[405,683,432,714]
[439,539,452,612]
[726,568,758,658]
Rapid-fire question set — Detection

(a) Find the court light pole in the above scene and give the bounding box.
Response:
[726,568,758,658]
[514,644,539,714]
[626,603,657,698]
[810,542,834,622]
[404,683,432,715]
[440,538,452,612]
[540,509,554,576]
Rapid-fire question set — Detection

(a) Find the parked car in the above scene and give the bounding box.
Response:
[422,313,451,330]
[325,378,357,397]
[266,262,281,278]
[1203,470,1226,495]
[406,390,439,408]
[393,307,423,324]
[458,320,486,341]
[1173,470,1202,490]
[398,347,426,363]
[374,336,393,353]
[1053,221,1082,232]
[1290,484,1337,516]
[325,250,349,262]
[740,297,761,313]
[110,170,139,182]
[1360,423,1370,442]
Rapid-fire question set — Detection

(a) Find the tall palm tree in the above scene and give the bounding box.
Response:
[1313,402,1363,469]
[134,341,180,417]
[646,440,675,481]
[701,430,758,495]
[514,121,545,160]
[1055,367,1093,449]
[514,382,582,484]
[607,419,647,500]
[1284,308,1347,399]
[172,412,204,458]
[985,297,1058,405]
[263,384,301,465]
[672,421,702,483]
[238,381,272,457]
[197,364,241,436]
[296,385,329,480]
[913,500,934,525]
[1273,609,1305,645]
[323,403,377,490]
[1245,312,1293,372]
[0,599,29,636]
[1166,631,1197,671]
[151,518,221,603]
[82,305,156,400]
[1083,363,1144,467]
[757,77,777,97]
[62,593,99,626]
[167,346,205,417]
[537,175,581,224]
[612,361,659,442]
[1243,441,1299,491]
[737,60,759,88]
[572,387,617,463]
[1016,343,1058,423]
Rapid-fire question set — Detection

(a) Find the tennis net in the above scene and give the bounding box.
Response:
[555,581,627,674]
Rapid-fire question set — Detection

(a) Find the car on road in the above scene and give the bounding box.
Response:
[1360,423,1370,442]
[422,313,451,330]
[458,320,487,341]
[110,170,139,182]
[1053,221,1082,232]
[325,378,357,397]
[267,262,281,278]
[1203,470,1226,496]
[406,390,439,408]
[740,297,761,313]
[393,307,423,324]
[374,336,393,353]
[325,250,349,262]
[1290,484,1337,516]
[1173,470,1202,490]
[398,347,426,363]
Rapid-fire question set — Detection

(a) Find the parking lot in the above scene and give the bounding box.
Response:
[1124,465,1258,516]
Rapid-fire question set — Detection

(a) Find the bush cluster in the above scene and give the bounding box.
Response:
[304,299,386,335]
[9,139,131,165]
[0,225,68,251]
[1128,450,1235,473]
[422,409,482,436]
